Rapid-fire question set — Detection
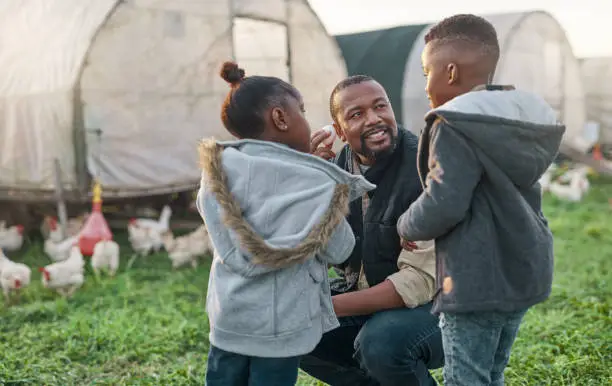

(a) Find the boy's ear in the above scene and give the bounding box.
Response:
[447,62,459,85]
[272,107,289,132]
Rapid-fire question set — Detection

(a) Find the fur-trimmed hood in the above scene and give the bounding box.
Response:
[198,138,375,268]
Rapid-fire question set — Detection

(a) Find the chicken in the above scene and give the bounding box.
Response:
[0,224,24,252]
[91,240,120,277]
[127,220,164,256]
[161,224,212,269]
[47,218,65,243]
[549,167,590,202]
[39,245,85,298]
[0,249,31,303]
[40,214,87,240]
[539,164,558,192]
[130,205,172,233]
[44,235,79,262]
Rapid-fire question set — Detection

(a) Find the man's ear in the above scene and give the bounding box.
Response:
[447,62,459,85]
[333,122,346,142]
[272,107,289,132]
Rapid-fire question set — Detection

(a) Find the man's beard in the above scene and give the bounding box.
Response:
[359,126,398,161]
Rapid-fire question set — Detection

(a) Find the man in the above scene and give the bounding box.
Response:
[300,75,444,386]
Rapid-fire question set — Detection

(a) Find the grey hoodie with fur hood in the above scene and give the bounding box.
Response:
[398,86,565,314]
[197,139,374,358]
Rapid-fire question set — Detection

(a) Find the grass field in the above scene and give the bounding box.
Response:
[1,179,611,385]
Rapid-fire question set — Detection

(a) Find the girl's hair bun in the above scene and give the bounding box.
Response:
[220,61,245,86]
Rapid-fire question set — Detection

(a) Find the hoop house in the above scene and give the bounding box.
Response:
[0,0,346,202]
[580,57,612,145]
[336,11,586,149]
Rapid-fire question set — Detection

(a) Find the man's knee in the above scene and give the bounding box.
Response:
[355,326,398,375]
[354,307,444,376]
[354,314,418,375]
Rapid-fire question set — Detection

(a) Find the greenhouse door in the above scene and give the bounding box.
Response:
[233,17,290,81]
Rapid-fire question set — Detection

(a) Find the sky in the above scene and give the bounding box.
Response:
[307,0,611,58]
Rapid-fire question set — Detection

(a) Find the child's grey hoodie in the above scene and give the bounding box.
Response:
[197,139,374,358]
[398,87,565,314]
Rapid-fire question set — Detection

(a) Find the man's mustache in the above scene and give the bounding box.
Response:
[362,126,392,138]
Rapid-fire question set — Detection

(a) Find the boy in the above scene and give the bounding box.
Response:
[397,14,565,386]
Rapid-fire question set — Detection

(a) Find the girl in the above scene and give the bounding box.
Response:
[197,62,374,386]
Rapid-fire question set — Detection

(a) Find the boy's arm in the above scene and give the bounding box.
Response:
[397,121,482,241]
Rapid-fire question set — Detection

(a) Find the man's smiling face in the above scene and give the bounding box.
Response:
[332,80,398,165]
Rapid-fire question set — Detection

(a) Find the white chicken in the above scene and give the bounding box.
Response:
[127,220,164,256]
[549,167,590,202]
[0,224,25,252]
[130,205,172,233]
[39,245,85,298]
[47,218,65,243]
[44,235,79,262]
[91,240,120,277]
[539,164,558,192]
[41,214,87,240]
[0,249,31,303]
[161,224,212,269]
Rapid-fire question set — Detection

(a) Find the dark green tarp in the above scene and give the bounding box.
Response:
[335,25,428,124]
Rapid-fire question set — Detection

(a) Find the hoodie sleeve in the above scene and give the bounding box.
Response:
[318,218,355,265]
[242,217,354,276]
[397,120,482,241]
[198,186,353,277]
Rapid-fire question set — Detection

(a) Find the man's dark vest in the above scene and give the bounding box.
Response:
[334,127,423,288]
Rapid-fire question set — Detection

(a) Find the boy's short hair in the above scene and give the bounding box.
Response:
[425,14,500,68]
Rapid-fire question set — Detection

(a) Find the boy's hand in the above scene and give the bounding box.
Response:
[401,238,418,251]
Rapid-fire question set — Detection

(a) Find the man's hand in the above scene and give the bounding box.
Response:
[401,238,418,251]
[310,128,336,161]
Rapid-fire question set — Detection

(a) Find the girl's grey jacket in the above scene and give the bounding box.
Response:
[197,139,374,358]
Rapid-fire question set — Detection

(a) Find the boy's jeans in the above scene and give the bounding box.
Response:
[205,345,300,386]
[440,309,528,386]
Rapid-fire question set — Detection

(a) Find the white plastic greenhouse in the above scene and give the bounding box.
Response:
[336,11,587,150]
[580,57,612,145]
[0,0,347,201]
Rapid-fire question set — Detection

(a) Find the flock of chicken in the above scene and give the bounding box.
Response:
[539,163,592,202]
[0,164,597,305]
[0,206,212,304]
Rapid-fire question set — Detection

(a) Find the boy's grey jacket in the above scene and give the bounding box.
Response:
[197,138,374,357]
[397,88,565,314]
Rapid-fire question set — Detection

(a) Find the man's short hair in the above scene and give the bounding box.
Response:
[424,14,500,65]
[329,75,375,121]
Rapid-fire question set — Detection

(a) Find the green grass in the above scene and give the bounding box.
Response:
[1,180,611,385]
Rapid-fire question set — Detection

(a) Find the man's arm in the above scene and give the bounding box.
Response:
[332,244,436,317]
[332,280,404,317]
[397,122,482,241]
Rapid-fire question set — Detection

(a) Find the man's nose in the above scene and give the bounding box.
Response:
[364,109,382,126]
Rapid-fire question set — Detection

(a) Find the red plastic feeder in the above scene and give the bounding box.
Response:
[78,181,112,256]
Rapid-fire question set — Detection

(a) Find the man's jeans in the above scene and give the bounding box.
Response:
[206,345,300,386]
[300,303,444,385]
[440,309,528,386]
